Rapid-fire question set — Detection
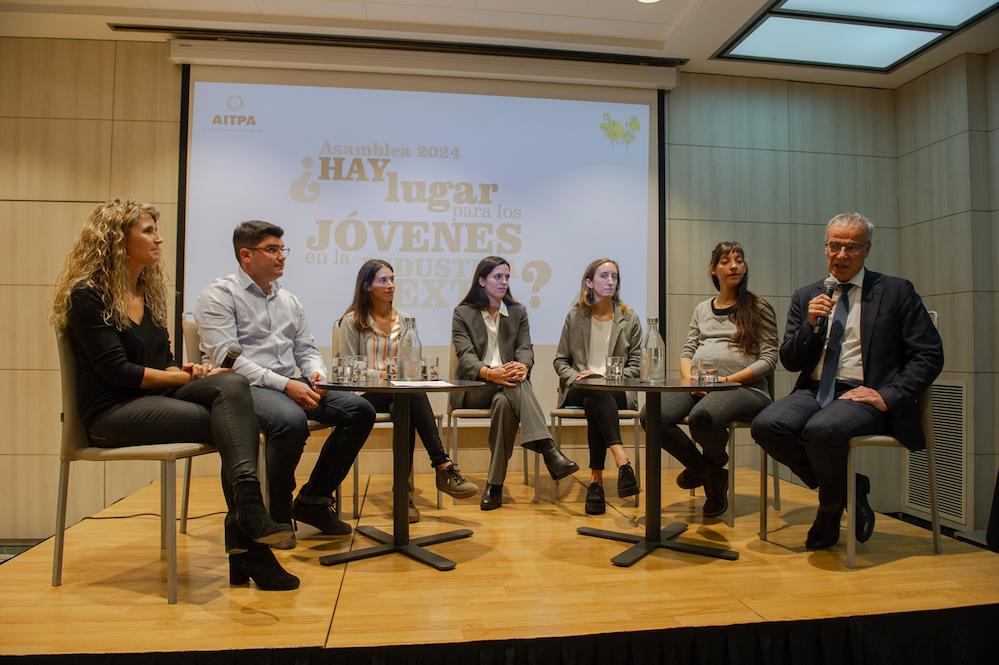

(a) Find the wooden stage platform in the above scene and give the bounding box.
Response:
[2,468,998,663]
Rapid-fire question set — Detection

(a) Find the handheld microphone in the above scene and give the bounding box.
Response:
[220,343,242,369]
[812,276,840,335]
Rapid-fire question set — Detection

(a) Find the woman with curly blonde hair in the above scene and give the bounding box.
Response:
[52,199,299,591]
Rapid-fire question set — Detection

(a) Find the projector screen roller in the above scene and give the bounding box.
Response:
[184,73,655,348]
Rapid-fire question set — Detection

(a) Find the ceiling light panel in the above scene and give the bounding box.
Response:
[780,0,999,28]
[730,16,942,69]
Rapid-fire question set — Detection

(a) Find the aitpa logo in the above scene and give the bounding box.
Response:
[212,95,257,127]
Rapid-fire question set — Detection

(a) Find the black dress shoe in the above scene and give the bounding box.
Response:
[853,473,876,543]
[524,440,579,480]
[480,483,503,511]
[805,508,842,550]
[675,467,705,490]
[293,497,351,536]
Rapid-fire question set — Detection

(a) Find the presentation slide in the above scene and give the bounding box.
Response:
[184,81,651,345]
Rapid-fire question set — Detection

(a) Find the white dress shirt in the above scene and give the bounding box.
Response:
[195,267,326,392]
[480,302,508,368]
[811,268,865,383]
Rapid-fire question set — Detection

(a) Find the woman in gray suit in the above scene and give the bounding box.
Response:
[553,258,642,515]
[452,256,579,510]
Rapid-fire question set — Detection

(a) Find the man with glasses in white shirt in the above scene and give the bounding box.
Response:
[196,220,376,547]
[752,212,942,551]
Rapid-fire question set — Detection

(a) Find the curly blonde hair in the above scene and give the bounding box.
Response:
[50,199,169,331]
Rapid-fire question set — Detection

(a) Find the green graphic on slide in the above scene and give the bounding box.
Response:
[600,113,641,149]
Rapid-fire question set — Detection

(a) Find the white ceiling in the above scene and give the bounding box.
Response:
[1,0,997,88]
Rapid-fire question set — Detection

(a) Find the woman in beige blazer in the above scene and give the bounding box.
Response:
[452,256,579,510]
[553,258,642,515]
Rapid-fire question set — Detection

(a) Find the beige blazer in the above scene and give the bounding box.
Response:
[553,304,643,409]
[451,302,533,408]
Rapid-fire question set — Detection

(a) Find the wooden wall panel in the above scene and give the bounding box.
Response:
[109,121,180,204]
[896,56,970,155]
[0,370,61,455]
[0,38,114,120]
[0,454,105,536]
[0,118,112,201]
[789,153,898,227]
[788,82,895,157]
[0,285,59,371]
[668,73,789,150]
[897,135,973,225]
[898,213,975,297]
[112,42,182,122]
[668,145,790,223]
[0,201,94,286]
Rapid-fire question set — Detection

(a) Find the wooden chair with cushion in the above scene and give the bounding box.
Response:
[52,329,215,604]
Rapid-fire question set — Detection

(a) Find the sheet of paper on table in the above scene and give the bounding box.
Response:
[389,380,455,387]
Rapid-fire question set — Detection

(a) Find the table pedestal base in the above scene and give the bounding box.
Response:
[319,526,472,571]
[577,522,739,566]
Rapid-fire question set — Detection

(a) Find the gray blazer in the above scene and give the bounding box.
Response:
[553,304,643,409]
[451,302,534,408]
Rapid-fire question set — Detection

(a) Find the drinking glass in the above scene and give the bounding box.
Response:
[605,356,625,381]
[700,360,718,385]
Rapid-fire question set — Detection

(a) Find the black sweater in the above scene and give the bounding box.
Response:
[66,284,175,426]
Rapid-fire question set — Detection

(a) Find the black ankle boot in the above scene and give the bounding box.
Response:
[702,464,729,518]
[524,440,579,480]
[224,512,249,555]
[229,545,300,590]
[233,480,294,546]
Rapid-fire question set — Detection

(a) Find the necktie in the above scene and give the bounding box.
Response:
[816,283,851,407]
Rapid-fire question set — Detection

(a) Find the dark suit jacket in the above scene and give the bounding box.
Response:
[451,302,533,408]
[552,304,642,409]
[781,269,943,450]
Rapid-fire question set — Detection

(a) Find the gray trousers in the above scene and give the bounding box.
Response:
[462,380,552,485]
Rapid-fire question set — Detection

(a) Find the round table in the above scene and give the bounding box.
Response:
[574,376,742,566]
[316,378,483,571]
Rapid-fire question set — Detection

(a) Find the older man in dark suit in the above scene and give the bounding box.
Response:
[752,212,943,550]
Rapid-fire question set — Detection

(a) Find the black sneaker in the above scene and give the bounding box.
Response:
[617,462,640,498]
[293,497,352,536]
[585,482,606,515]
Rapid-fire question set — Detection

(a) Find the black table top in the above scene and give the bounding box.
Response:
[315,378,484,394]
[574,376,741,393]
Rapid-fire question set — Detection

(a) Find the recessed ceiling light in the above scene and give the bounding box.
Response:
[780,0,998,29]
[729,16,941,69]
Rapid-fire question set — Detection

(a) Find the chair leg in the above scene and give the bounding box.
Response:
[353,458,360,520]
[179,457,192,535]
[160,463,168,550]
[759,448,769,541]
[258,437,269,512]
[771,458,782,511]
[335,484,342,521]
[847,449,857,568]
[51,460,70,587]
[927,442,942,554]
[549,416,558,503]
[726,425,735,529]
[632,417,641,508]
[436,414,444,510]
[523,446,529,486]
[449,414,459,506]
[163,460,179,604]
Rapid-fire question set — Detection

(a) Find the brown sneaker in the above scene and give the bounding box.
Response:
[408,497,421,524]
[436,461,478,499]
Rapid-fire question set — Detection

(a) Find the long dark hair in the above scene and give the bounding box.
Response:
[344,258,394,334]
[709,241,774,357]
[459,256,520,310]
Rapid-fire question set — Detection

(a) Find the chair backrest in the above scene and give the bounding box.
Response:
[331,318,342,360]
[920,310,938,449]
[180,313,205,364]
[448,343,461,412]
[54,328,91,460]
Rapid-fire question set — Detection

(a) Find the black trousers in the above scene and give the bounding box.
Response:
[89,372,260,510]
[562,385,627,470]
[362,392,449,469]
[751,382,890,511]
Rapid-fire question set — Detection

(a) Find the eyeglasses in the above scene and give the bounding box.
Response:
[824,242,867,255]
[248,245,290,257]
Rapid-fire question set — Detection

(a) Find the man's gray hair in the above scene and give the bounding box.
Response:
[827,211,874,243]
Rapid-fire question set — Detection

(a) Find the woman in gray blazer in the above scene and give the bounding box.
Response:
[452,256,579,510]
[340,259,477,523]
[553,258,642,515]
